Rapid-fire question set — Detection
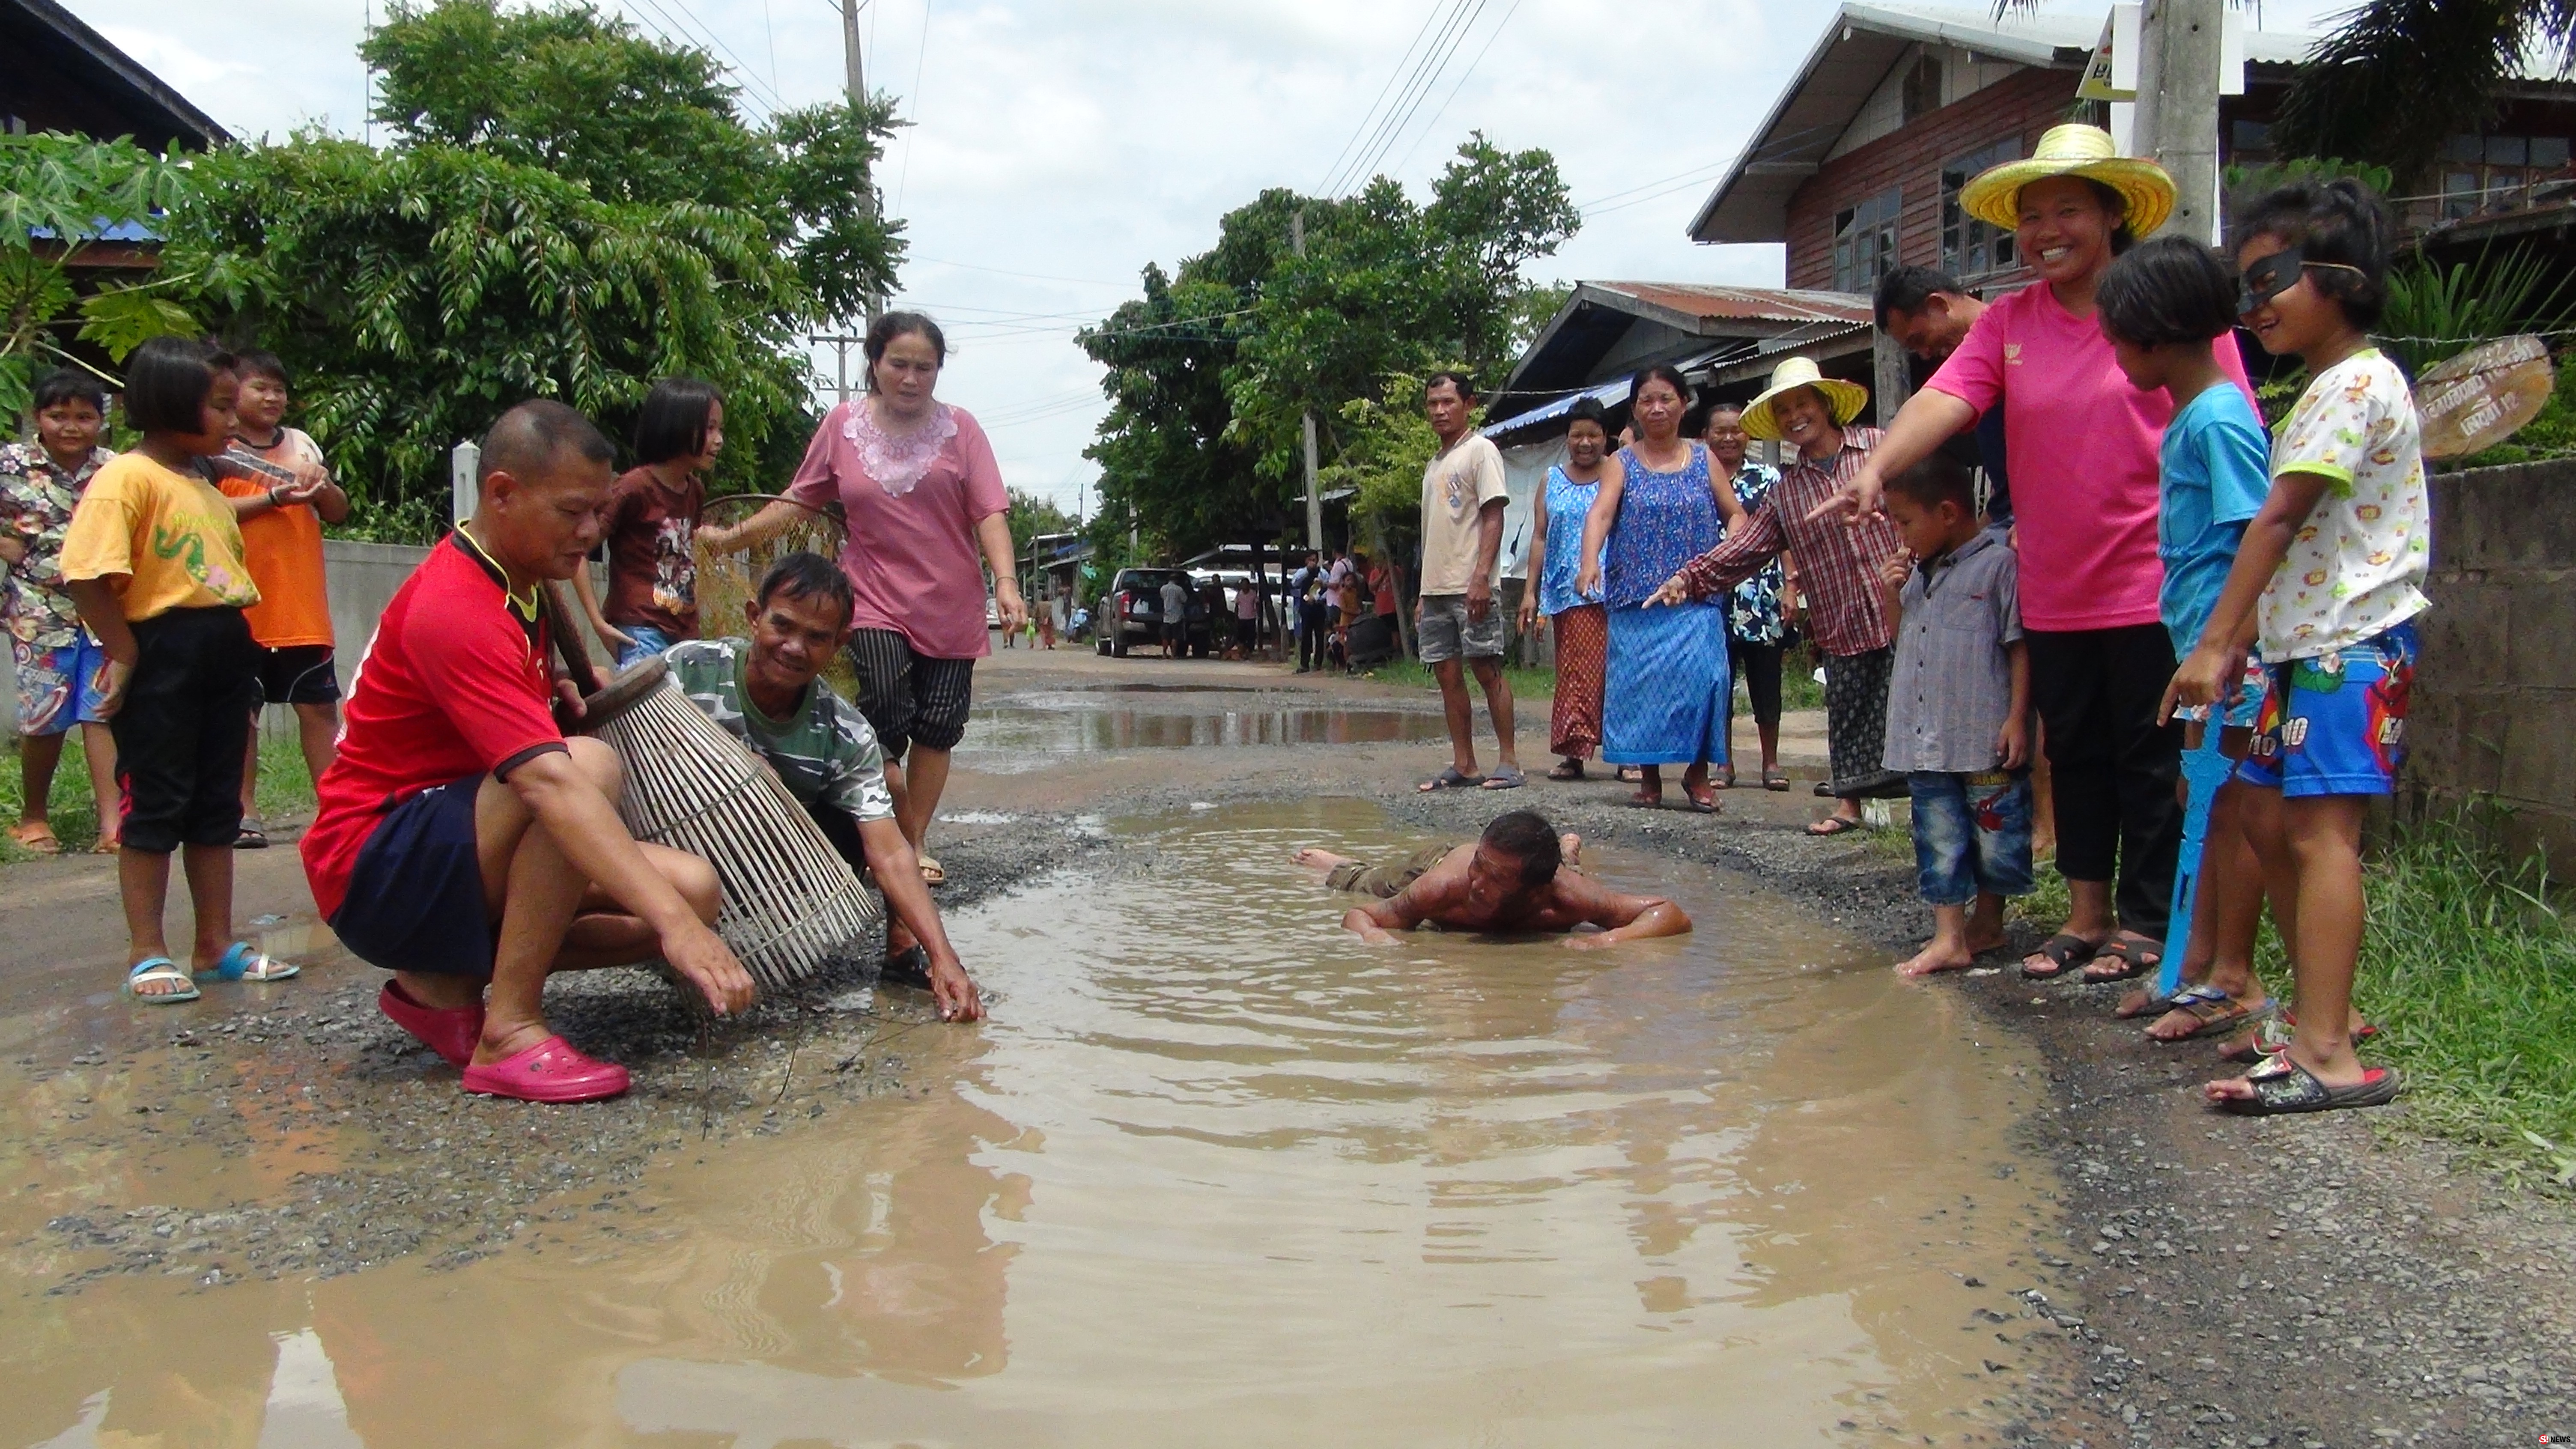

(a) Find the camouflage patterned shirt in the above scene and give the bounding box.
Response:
[663,637,895,824]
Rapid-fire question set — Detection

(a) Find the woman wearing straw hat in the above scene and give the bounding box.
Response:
[1644,356,1908,834]
[1810,123,2257,979]
[1572,364,1742,810]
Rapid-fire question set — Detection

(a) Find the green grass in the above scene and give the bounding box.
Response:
[0,728,319,863]
[1362,658,1560,699]
[2012,812,2576,1191]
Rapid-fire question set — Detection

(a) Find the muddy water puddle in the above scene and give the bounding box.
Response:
[959,695,1447,766]
[3,799,2069,1447]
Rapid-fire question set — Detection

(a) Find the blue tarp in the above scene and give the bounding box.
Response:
[1480,376,1632,441]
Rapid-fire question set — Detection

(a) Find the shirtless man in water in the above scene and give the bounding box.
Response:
[1294,809,1691,950]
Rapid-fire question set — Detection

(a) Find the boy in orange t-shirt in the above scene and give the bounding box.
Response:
[216,349,350,847]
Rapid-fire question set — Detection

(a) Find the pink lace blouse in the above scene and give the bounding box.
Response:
[787,399,1009,659]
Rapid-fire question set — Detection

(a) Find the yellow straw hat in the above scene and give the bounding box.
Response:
[1956,122,2177,238]
[1738,356,1869,443]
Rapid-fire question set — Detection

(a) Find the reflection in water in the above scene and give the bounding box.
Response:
[958,703,1450,763]
[1,799,2065,1447]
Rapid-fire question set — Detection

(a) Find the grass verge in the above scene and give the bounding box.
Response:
[1361,658,1560,700]
[2012,811,2576,1191]
[0,728,320,863]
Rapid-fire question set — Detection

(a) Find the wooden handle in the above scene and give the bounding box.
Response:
[540,582,601,698]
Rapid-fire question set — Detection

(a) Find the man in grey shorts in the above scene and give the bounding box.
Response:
[1413,371,1522,791]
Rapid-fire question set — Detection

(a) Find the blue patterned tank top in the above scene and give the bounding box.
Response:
[1536,465,1603,615]
[1603,442,1724,608]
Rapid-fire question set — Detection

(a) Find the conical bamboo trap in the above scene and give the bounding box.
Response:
[578,657,881,995]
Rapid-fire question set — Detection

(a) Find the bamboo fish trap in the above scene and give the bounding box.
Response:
[577,656,882,993]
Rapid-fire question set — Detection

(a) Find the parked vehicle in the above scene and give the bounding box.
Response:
[1103,567,1217,657]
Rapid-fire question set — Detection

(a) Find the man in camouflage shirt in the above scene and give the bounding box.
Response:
[662,552,981,1021]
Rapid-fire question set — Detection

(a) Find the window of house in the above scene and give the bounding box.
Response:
[1902,54,1944,124]
[1939,139,2019,280]
[2438,132,2574,218]
[1832,188,1902,293]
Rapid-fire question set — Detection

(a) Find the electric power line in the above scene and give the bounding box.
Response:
[894,0,933,215]
[1327,0,1478,198]
[1388,0,1524,177]
[1337,0,1487,197]
[1315,1,1453,197]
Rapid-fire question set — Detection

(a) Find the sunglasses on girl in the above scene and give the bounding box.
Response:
[2238,244,2370,315]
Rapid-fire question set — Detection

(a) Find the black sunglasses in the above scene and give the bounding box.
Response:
[2238,244,2369,316]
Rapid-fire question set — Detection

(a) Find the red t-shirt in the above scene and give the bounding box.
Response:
[602,465,703,638]
[301,531,566,919]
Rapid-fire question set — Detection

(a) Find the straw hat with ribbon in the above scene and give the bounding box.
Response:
[1739,356,1870,443]
[1956,122,2177,239]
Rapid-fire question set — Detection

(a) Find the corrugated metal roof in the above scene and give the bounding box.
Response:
[1585,281,1874,327]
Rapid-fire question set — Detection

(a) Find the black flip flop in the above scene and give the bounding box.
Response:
[1804,815,1863,837]
[2019,932,2099,980]
[2080,935,2164,984]
[2218,1056,2402,1115]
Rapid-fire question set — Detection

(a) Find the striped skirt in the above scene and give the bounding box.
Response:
[1548,603,1606,759]
[1603,600,1731,767]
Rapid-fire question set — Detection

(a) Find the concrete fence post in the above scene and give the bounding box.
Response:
[450,440,480,527]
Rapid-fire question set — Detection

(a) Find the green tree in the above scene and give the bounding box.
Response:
[0,134,201,417]
[1079,134,1575,562]
[168,0,904,539]
[2266,1,2576,173]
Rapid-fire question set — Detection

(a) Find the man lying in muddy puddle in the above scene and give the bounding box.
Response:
[1297,808,1691,948]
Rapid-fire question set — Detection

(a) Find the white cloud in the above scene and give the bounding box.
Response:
[60,0,2355,518]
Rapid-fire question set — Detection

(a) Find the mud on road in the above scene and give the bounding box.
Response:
[3,643,2571,1448]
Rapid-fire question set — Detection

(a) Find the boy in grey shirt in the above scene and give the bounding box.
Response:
[1878,456,2032,977]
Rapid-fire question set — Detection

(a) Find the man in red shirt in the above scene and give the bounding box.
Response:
[302,400,754,1103]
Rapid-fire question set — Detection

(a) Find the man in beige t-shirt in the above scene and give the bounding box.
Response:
[1414,371,1521,791]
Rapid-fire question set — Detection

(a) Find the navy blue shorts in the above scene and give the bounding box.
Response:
[329,773,495,977]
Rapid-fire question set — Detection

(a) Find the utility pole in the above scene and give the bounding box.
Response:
[2134,0,2224,244]
[844,0,883,324]
[1292,210,1324,554]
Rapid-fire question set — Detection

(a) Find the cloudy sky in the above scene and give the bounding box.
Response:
[71,0,2349,516]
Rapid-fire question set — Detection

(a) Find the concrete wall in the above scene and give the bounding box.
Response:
[1,539,433,740]
[2403,458,2576,872]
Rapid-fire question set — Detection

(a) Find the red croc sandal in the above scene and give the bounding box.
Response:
[461,1035,630,1103]
[379,981,484,1068]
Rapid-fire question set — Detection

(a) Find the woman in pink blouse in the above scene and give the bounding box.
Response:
[706,313,1026,893]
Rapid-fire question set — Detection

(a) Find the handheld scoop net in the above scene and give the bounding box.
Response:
[577,656,881,994]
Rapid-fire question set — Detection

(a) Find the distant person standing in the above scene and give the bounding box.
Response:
[1,368,121,854]
[1160,575,1188,658]
[216,350,350,849]
[1515,396,1610,780]
[1412,371,1521,791]
[1702,402,1791,791]
[1291,550,1326,673]
[1233,576,1259,656]
[701,312,1023,891]
[573,377,723,671]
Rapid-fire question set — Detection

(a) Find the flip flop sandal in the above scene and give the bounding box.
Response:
[1546,760,1585,781]
[1682,788,1721,814]
[1763,769,1792,792]
[918,855,948,886]
[2225,1008,2380,1062]
[197,942,300,983]
[2218,1055,2402,1116]
[1479,766,1527,790]
[2116,983,2193,1019]
[2147,984,2268,1043]
[2079,936,2164,983]
[1805,815,1864,837]
[1711,766,1737,790]
[123,957,200,1003]
[2019,932,2099,979]
[234,819,270,850]
[90,835,120,854]
[1418,766,1486,792]
[1625,792,1665,809]
[1811,781,1836,798]
[7,821,62,856]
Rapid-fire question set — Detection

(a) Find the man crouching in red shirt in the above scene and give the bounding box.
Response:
[301,400,755,1102]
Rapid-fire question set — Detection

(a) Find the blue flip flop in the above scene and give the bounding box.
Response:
[196,941,301,983]
[124,957,201,1004]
